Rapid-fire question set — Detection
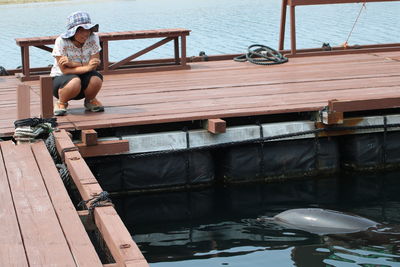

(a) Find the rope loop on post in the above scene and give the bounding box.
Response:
[78,191,113,214]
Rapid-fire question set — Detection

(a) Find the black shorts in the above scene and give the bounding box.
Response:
[52,71,103,100]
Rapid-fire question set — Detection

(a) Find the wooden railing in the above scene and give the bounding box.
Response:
[279,0,400,56]
[15,28,190,81]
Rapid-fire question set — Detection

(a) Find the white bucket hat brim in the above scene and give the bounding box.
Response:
[61,11,99,39]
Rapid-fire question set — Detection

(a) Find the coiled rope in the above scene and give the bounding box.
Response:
[234,44,288,65]
[45,132,61,163]
[14,117,57,144]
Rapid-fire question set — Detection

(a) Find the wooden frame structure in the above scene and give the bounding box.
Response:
[15,28,190,81]
[279,0,399,56]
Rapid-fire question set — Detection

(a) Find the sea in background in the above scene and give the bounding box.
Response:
[0,0,399,69]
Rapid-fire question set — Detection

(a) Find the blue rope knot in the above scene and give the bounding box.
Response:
[78,191,113,213]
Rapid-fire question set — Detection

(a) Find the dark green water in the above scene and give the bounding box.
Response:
[113,171,400,266]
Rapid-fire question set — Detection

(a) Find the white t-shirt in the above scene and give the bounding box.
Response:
[50,33,101,77]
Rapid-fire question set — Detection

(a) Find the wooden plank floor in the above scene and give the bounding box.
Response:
[1,50,400,137]
[0,140,102,266]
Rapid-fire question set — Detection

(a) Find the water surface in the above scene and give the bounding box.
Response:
[113,171,400,266]
[0,0,399,69]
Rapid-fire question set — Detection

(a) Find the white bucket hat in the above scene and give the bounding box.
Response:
[61,11,99,39]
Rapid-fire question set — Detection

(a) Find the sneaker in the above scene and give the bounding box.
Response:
[84,98,104,112]
[54,101,68,116]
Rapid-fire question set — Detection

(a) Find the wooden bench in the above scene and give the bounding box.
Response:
[15,28,190,81]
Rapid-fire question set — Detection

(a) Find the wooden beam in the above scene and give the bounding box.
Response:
[329,97,400,113]
[109,37,172,70]
[82,129,98,146]
[204,119,226,134]
[321,110,344,125]
[40,76,54,119]
[53,130,149,267]
[17,83,31,119]
[35,45,53,53]
[76,140,129,158]
[53,130,79,161]
[94,208,149,267]
[279,0,288,50]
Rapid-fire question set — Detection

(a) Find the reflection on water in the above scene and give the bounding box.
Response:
[113,171,400,266]
[0,0,399,68]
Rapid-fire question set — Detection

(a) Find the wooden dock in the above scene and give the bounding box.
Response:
[0,48,399,266]
[0,140,102,266]
[1,50,400,137]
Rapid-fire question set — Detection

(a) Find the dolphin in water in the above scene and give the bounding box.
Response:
[265,208,379,235]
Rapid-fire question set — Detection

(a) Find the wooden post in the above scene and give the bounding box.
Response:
[17,84,31,119]
[174,37,180,64]
[279,0,288,51]
[204,119,226,134]
[81,129,98,146]
[21,46,30,81]
[101,40,109,72]
[181,35,187,66]
[40,76,53,119]
[290,4,296,55]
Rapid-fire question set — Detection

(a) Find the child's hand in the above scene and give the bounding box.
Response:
[59,56,70,67]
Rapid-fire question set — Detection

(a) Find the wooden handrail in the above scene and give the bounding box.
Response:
[279,0,400,55]
[15,28,191,81]
[287,0,398,5]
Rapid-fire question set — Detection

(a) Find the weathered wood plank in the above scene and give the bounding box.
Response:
[31,141,103,267]
[1,141,76,266]
[94,208,149,267]
[0,143,29,266]
[16,83,31,119]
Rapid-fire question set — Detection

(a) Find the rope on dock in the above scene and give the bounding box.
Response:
[234,44,288,65]
[45,132,61,163]
[78,191,113,214]
[56,163,72,186]
[13,117,57,144]
[0,66,9,76]
[14,117,57,128]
